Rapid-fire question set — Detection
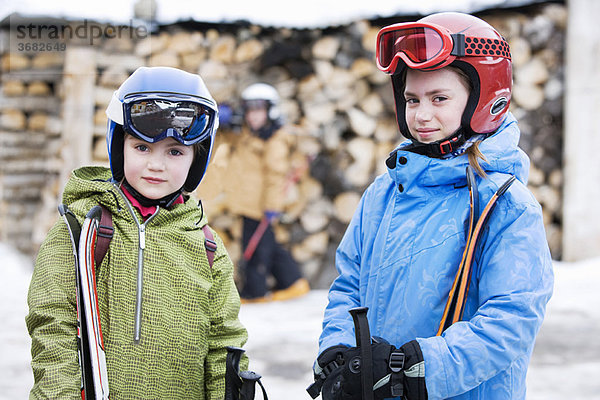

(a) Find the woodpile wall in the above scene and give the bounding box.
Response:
[0,3,566,287]
[0,49,64,253]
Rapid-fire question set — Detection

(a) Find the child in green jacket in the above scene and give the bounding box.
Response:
[26,67,248,399]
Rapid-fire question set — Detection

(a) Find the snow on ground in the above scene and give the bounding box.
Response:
[0,243,34,400]
[1,241,599,399]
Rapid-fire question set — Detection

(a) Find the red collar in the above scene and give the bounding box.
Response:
[121,185,184,219]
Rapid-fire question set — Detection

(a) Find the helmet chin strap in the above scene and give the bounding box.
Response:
[403,128,468,158]
[122,180,183,208]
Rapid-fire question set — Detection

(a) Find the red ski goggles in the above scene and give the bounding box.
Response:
[376,22,511,74]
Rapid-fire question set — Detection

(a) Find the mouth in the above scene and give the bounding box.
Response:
[415,127,438,138]
[142,177,166,184]
[416,127,438,134]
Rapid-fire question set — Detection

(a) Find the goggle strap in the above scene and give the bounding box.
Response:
[464,36,511,59]
[451,33,466,57]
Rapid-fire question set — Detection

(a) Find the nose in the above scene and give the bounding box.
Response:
[147,152,166,171]
[415,103,433,123]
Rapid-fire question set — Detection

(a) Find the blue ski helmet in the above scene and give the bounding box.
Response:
[105,66,219,192]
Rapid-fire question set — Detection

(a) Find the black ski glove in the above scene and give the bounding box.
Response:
[308,340,427,400]
[309,345,347,400]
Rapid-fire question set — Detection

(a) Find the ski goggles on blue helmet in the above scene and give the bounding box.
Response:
[107,91,218,146]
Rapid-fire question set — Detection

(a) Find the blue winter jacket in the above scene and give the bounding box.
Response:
[319,113,554,399]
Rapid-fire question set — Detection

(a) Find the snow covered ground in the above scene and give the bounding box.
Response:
[1,241,599,399]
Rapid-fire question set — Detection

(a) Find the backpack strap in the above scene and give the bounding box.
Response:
[202,224,217,268]
[95,205,114,270]
[90,204,215,269]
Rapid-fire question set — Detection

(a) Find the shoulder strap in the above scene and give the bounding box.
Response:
[88,204,215,269]
[202,224,217,268]
[94,205,114,270]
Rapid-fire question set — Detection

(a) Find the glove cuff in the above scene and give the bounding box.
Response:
[399,340,428,400]
[307,345,348,399]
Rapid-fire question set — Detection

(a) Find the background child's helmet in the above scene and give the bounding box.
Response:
[378,12,512,154]
[106,66,218,192]
[241,83,281,122]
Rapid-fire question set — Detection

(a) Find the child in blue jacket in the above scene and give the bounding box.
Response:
[310,12,553,400]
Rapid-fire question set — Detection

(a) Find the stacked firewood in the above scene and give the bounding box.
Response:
[0,3,566,283]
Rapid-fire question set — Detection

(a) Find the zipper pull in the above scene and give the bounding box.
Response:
[139,225,145,249]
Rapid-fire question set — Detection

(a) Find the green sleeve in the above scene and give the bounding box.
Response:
[26,220,81,399]
[204,228,249,400]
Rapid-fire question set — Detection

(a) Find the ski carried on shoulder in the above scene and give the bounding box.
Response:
[59,204,110,400]
[437,169,516,335]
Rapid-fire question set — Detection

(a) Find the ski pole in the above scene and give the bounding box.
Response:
[242,217,271,261]
[349,307,374,400]
[225,346,269,400]
[225,346,245,400]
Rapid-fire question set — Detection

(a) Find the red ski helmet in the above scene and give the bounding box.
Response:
[376,12,512,153]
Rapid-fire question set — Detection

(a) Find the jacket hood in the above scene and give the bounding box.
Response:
[62,166,206,227]
[62,167,118,210]
[387,113,529,190]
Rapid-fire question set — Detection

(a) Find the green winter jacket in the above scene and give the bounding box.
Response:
[26,166,248,399]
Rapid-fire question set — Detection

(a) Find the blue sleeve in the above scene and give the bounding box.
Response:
[416,192,554,398]
[317,189,368,354]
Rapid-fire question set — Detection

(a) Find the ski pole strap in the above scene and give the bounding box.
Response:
[202,225,217,268]
[349,307,374,400]
[239,371,268,400]
[95,205,114,270]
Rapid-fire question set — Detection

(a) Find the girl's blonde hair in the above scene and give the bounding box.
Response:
[447,66,488,178]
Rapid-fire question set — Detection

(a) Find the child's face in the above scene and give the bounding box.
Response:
[403,68,470,144]
[123,135,194,199]
[244,107,269,131]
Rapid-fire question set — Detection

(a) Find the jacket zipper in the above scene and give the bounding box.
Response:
[113,185,159,344]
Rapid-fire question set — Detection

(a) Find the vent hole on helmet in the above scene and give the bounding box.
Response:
[491,97,508,115]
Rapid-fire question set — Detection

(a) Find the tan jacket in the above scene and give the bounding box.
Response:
[224,126,293,220]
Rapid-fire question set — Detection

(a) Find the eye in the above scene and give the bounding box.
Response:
[169,148,184,156]
[433,95,448,103]
[135,144,149,152]
[405,97,418,105]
